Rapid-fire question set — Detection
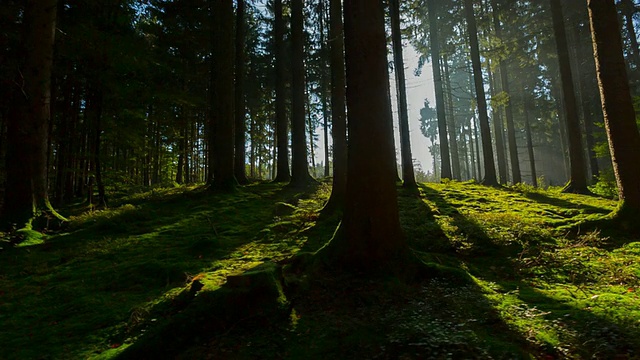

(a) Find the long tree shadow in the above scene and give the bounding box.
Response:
[165,185,542,359]
[419,183,640,358]
[0,182,323,359]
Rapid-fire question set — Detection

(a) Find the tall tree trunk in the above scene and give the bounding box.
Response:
[320,0,331,178]
[88,84,106,206]
[211,0,237,191]
[588,0,640,215]
[491,0,521,184]
[390,0,416,188]
[427,0,452,180]
[570,23,600,182]
[550,0,589,194]
[2,0,66,231]
[306,87,316,176]
[322,0,348,215]
[234,0,249,184]
[443,55,461,180]
[290,0,315,187]
[489,66,508,184]
[523,91,538,187]
[318,0,407,271]
[464,0,498,186]
[273,0,291,182]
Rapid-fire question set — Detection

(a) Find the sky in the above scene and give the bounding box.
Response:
[313,44,437,175]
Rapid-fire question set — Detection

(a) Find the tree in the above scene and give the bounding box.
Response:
[464,0,498,186]
[211,0,237,190]
[588,0,640,216]
[234,0,249,185]
[491,0,521,184]
[290,0,315,187]
[2,0,66,232]
[273,0,291,183]
[321,0,347,215]
[390,0,417,188]
[426,0,452,180]
[317,0,407,270]
[550,0,589,194]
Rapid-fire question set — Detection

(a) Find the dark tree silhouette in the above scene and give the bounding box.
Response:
[389,0,416,188]
[550,0,589,194]
[234,0,249,185]
[317,0,408,270]
[464,0,498,186]
[2,0,66,232]
[290,0,315,187]
[426,0,452,180]
[211,0,237,191]
[273,0,291,183]
[322,0,347,215]
[588,0,640,216]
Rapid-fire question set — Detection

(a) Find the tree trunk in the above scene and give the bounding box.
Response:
[319,0,331,178]
[464,0,498,186]
[290,0,315,187]
[523,91,537,187]
[234,0,249,185]
[87,84,106,206]
[488,66,508,184]
[2,0,65,231]
[588,0,640,214]
[273,0,291,183]
[318,0,407,271]
[491,0,521,184]
[390,0,416,188]
[322,0,348,215]
[211,0,237,191]
[550,0,589,194]
[443,55,461,180]
[427,0,452,180]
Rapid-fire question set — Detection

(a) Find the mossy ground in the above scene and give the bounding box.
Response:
[1,180,638,359]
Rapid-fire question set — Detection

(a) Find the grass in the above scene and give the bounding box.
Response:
[1,180,639,359]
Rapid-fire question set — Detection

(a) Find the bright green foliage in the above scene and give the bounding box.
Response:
[2,181,639,358]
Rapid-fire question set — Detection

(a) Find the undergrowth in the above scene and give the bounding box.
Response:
[1,180,638,359]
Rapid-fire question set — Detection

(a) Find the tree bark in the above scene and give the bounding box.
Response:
[318,0,407,271]
[2,0,66,231]
[523,91,538,187]
[390,0,416,188]
[234,0,249,184]
[322,0,348,215]
[550,0,589,194]
[211,0,238,191]
[588,0,640,214]
[290,0,315,187]
[464,0,498,186]
[491,0,521,184]
[273,0,291,182]
[488,65,508,184]
[443,55,461,180]
[427,0,452,180]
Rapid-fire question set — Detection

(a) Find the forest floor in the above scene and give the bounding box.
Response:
[1,180,639,359]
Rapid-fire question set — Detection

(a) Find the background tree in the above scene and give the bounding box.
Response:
[273,0,291,183]
[234,0,249,184]
[290,0,315,187]
[464,0,498,186]
[426,0,452,180]
[390,0,417,188]
[550,0,589,194]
